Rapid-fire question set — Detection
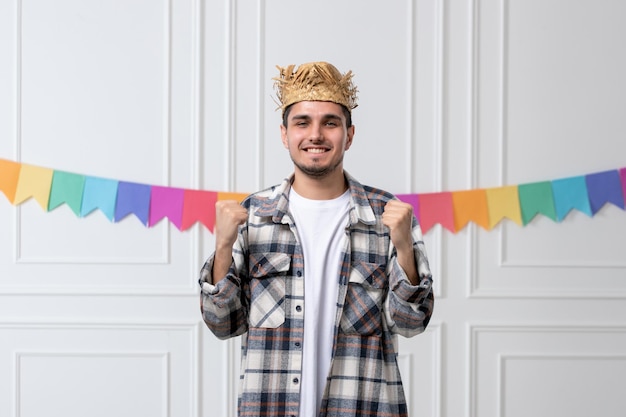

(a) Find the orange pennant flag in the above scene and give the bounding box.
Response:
[485,185,522,229]
[451,189,490,231]
[13,164,55,210]
[181,189,217,232]
[217,191,249,203]
[0,158,22,203]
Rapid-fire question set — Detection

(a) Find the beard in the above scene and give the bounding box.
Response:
[291,154,344,178]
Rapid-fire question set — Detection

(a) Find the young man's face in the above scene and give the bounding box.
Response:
[280,101,355,179]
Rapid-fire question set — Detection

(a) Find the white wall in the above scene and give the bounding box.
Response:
[1,0,626,416]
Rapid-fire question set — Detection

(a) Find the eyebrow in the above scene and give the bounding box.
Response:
[290,113,343,122]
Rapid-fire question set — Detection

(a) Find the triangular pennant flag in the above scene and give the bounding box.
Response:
[0,158,22,203]
[551,176,592,221]
[451,189,489,231]
[518,181,557,224]
[485,186,522,228]
[149,186,185,230]
[114,181,151,225]
[217,191,249,203]
[13,164,54,210]
[396,194,420,224]
[80,176,119,221]
[181,189,217,231]
[585,170,625,213]
[48,171,85,215]
[417,192,455,234]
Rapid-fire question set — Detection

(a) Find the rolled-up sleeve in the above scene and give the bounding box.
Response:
[199,254,249,340]
[385,232,434,338]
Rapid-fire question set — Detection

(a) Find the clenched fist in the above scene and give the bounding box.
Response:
[212,200,248,283]
[382,199,419,285]
[382,200,414,251]
[215,200,248,250]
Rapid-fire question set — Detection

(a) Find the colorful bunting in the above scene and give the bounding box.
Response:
[182,189,217,232]
[621,168,626,206]
[551,176,593,221]
[218,192,249,203]
[1,158,625,234]
[0,159,21,203]
[451,189,489,231]
[48,171,86,215]
[81,176,119,221]
[518,181,557,224]
[485,186,523,228]
[417,192,455,234]
[115,181,151,225]
[585,170,625,213]
[13,164,54,210]
[149,186,185,230]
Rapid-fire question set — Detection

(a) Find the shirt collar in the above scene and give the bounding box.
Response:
[253,171,377,226]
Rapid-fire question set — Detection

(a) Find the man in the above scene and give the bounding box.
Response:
[199,61,434,417]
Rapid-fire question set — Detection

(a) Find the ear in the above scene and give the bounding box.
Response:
[344,125,355,150]
[280,124,289,149]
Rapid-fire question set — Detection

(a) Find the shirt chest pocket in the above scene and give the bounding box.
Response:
[340,261,387,336]
[248,252,290,329]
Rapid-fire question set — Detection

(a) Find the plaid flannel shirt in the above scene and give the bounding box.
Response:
[199,172,434,417]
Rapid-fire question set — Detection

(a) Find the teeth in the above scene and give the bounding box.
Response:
[306,148,326,153]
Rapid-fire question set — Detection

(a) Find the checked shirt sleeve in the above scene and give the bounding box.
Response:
[384,224,434,338]
[199,246,249,340]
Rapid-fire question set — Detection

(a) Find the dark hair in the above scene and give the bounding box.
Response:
[282,103,353,128]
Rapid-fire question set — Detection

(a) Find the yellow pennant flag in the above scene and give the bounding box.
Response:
[485,185,522,229]
[13,164,54,210]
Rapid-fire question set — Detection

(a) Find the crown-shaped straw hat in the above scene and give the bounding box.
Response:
[273,62,358,115]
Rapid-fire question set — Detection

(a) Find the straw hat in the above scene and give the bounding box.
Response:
[273,62,358,114]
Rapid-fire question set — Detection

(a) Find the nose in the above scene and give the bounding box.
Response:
[308,122,323,141]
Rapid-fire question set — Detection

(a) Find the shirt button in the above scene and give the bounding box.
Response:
[295,342,301,347]
[293,378,299,384]
[296,271,302,277]
[295,305,302,312]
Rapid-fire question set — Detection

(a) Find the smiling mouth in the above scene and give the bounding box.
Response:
[304,148,329,154]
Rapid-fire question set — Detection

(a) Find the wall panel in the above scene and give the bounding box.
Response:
[469,325,626,417]
[472,0,626,298]
[0,321,200,417]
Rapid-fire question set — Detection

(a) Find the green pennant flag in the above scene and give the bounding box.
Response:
[48,171,86,216]
[518,181,557,224]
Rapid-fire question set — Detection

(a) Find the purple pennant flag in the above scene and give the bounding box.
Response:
[621,168,626,206]
[149,186,185,230]
[114,181,151,225]
[585,170,625,214]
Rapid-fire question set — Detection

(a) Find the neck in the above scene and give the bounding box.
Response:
[291,169,348,200]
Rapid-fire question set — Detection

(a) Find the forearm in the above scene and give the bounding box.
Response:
[395,245,419,285]
[211,245,235,284]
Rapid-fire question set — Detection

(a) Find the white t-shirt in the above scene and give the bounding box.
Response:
[289,188,350,417]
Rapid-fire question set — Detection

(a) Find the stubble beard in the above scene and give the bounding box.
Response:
[291,154,344,179]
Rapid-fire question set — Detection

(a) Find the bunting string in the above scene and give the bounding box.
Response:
[1,158,625,234]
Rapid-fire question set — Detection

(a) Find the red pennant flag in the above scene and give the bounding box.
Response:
[181,189,217,232]
[417,192,455,234]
